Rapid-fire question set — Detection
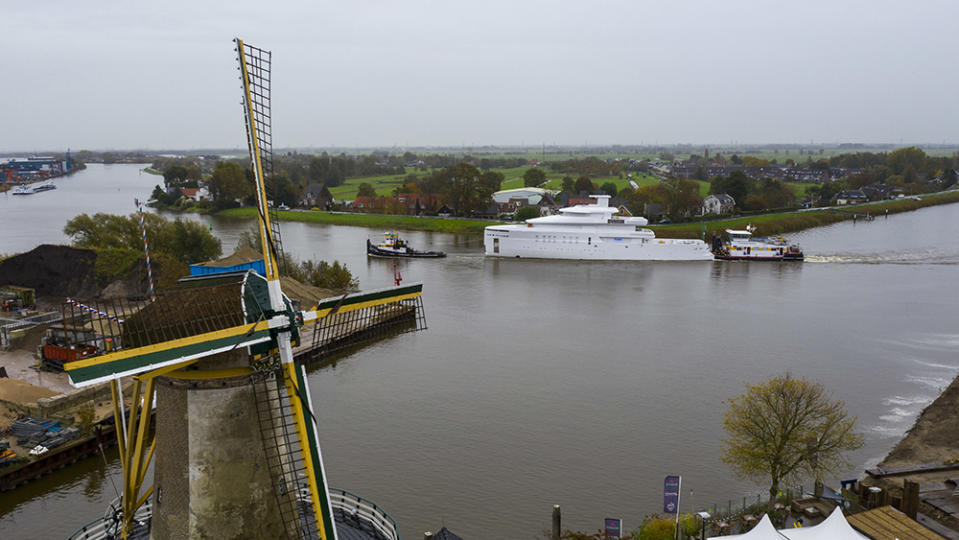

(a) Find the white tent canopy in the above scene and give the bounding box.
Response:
[722,508,867,539]
[722,514,780,539]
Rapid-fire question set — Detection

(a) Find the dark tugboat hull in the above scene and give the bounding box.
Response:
[366,240,446,258]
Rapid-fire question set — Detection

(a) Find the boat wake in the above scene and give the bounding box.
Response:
[806,251,959,265]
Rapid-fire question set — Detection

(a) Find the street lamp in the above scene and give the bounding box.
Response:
[697,511,710,540]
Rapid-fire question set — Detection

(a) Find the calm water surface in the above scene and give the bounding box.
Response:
[1,164,958,538]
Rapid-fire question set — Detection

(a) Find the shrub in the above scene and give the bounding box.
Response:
[634,516,675,540]
[514,206,541,221]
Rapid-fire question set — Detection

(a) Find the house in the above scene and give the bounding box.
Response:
[644,203,664,218]
[563,193,597,207]
[702,193,736,215]
[396,192,442,214]
[536,194,558,215]
[471,202,500,219]
[299,184,333,209]
[352,196,375,210]
[835,190,868,205]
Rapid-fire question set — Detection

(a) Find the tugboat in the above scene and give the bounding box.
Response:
[712,225,803,261]
[367,231,446,258]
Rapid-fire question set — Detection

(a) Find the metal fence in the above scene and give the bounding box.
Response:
[327,487,401,540]
[0,311,60,348]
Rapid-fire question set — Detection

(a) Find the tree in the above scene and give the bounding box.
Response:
[941,168,958,188]
[523,167,547,187]
[64,213,222,265]
[623,184,669,216]
[721,373,864,500]
[210,161,251,209]
[481,171,505,192]
[599,182,618,197]
[756,178,796,209]
[441,163,492,217]
[163,164,190,187]
[171,219,222,265]
[742,156,770,167]
[710,170,753,205]
[514,206,540,221]
[573,176,594,194]
[356,183,377,198]
[668,179,703,218]
[268,173,299,207]
[561,176,575,193]
[886,146,926,175]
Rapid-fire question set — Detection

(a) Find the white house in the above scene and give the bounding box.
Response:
[702,193,736,215]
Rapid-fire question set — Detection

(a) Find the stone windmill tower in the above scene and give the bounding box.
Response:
[63,39,424,540]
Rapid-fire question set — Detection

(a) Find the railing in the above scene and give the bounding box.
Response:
[326,487,402,540]
[0,311,61,348]
[65,488,399,540]
[66,500,153,540]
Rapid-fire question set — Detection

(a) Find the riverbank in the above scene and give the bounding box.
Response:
[217,207,497,233]
[211,189,959,237]
[861,371,959,534]
[658,190,959,239]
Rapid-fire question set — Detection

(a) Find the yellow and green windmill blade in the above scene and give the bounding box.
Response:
[236,37,341,539]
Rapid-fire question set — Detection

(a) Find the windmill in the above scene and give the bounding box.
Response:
[62,39,425,539]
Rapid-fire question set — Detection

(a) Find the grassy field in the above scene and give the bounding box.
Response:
[327,172,409,199]
[217,190,959,239]
[217,208,498,234]
[327,167,684,198]
[654,190,959,238]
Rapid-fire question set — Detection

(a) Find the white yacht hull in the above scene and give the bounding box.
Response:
[484,228,713,261]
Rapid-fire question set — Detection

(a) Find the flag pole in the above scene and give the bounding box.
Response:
[675,476,683,540]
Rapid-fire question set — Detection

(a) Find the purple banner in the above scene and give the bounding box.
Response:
[664,475,681,514]
[604,518,622,538]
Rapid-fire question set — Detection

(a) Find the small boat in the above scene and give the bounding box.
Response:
[712,225,803,261]
[367,231,446,258]
[12,182,56,195]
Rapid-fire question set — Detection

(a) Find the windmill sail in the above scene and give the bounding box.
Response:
[60,37,425,540]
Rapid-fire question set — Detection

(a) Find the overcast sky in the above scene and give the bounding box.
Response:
[4,0,957,151]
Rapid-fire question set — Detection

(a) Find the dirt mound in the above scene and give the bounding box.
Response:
[0,245,99,299]
[199,245,263,267]
[880,372,959,467]
[279,276,336,307]
[0,245,173,302]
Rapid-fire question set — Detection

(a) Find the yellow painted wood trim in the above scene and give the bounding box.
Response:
[283,363,329,539]
[162,366,255,380]
[236,38,278,281]
[65,321,271,371]
[311,291,421,319]
[134,359,198,381]
[111,381,127,468]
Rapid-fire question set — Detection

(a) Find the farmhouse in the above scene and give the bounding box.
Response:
[702,193,736,215]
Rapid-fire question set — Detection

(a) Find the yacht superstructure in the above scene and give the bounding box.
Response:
[484,195,713,261]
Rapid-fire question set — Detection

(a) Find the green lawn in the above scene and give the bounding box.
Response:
[216,189,959,238]
[327,172,410,199]
[218,207,499,234]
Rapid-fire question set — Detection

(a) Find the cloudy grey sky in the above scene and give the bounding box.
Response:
[4,0,957,151]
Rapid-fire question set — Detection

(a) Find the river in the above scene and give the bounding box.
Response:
[1,164,958,538]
